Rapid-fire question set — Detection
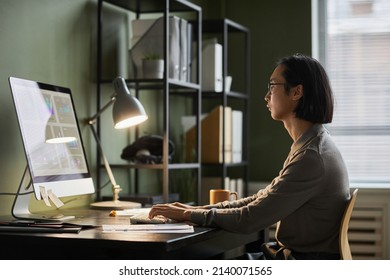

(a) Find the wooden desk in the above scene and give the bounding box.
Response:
[0,209,264,260]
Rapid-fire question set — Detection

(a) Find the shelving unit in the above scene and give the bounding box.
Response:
[96,0,202,204]
[95,1,250,206]
[200,19,250,202]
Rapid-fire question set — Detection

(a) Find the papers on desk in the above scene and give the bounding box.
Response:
[102,223,194,233]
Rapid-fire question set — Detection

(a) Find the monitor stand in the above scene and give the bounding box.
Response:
[12,192,75,222]
[12,167,75,222]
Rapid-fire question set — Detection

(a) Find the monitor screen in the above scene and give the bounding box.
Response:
[9,77,95,202]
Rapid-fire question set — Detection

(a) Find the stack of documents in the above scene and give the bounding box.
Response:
[0,221,94,233]
[102,223,194,234]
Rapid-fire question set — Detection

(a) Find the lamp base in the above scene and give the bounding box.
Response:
[90,200,142,210]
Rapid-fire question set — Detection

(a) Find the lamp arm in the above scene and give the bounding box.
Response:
[89,115,122,202]
[88,95,116,125]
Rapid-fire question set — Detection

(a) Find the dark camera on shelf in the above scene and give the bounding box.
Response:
[121,135,175,164]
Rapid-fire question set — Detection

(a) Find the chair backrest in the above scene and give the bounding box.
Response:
[339,189,359,260]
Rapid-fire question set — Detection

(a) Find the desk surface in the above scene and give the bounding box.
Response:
[0,208,264,260]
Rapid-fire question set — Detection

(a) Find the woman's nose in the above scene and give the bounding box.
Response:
[264,92,270,102]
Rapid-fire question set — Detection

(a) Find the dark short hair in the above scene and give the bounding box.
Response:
[277,53,334,123]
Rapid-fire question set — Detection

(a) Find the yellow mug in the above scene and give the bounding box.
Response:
[209,189,238,204]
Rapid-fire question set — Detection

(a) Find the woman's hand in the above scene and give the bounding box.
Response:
[149,203,192,222]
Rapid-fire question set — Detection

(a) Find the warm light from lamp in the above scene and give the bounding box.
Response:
[114,115,148,129]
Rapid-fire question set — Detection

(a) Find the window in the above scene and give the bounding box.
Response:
[313,0,390,186]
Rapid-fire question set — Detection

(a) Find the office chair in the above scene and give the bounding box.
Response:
[339,188,359,260]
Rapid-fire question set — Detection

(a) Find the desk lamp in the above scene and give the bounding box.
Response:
[89,76,148,209]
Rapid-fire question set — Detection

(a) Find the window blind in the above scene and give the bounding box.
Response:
[318,0,390,185]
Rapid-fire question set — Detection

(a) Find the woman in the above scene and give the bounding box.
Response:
[149,54,350,260]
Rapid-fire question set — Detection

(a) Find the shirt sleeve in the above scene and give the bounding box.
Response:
[190,149,325,234]
[202,193,259,209]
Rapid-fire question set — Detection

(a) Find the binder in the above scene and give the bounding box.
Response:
[179,18,188,82]
[202,42,223,92]
[186,22,193,82]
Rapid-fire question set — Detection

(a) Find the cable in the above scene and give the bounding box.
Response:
[11,165,33,213]
[0,165,33,197]
[98,179,112,191]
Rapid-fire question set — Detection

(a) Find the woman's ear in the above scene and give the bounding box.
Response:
[291,84,303,101]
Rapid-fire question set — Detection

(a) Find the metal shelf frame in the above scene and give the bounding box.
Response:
[96,0,202,203]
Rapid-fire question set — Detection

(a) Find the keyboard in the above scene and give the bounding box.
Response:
[129,213,174,224]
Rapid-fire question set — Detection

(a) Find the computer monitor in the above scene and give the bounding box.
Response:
[8,76,95,221]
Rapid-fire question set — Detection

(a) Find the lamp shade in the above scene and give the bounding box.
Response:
[112,77,148,129]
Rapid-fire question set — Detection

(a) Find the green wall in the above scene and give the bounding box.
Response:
[0,0,97,215]
[0,0,311,216]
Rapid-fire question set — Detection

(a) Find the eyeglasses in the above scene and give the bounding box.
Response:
[267,82,287,93]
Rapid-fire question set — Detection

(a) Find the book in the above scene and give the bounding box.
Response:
[185,106,232,163]
[232,110,243,163]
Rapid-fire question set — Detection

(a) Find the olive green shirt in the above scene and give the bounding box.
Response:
[191,124,350,254]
